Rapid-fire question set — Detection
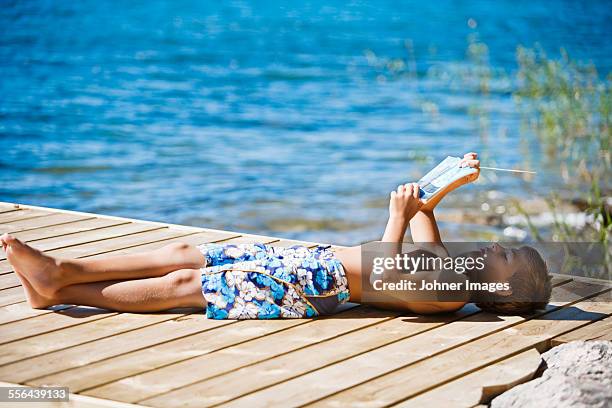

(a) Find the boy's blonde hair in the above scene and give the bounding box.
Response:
[476,246,552,315]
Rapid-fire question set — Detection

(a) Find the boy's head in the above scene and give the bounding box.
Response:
[472,243,552,314]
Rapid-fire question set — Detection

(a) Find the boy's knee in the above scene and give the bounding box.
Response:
[166,269,201,295]
[161,242,204,268]
[163,269,206,308]
[163,242,193,255]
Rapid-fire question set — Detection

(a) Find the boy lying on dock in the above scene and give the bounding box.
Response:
[1,153,551,319]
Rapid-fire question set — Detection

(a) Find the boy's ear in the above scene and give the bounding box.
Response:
[495,284,513,297]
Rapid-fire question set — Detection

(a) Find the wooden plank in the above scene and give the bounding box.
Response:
[549,275,574,287]
[5,202,234,236]
[217,235,280,244]
[299,291,612,408]
[0,311,201,366]
[197,281,609,408]
[394,349,542,407]
[271,239,321,247]
[136,307,476,407]
[11,217,126,243]
[22,317,315,393]
[551,315,612,346]
[0,272,22,290]
[0,381,147,408]
[0,203,20,213]
[54,229,236,260]
[69,306,385,400]
[0,287,27,307]
[212,235,321,246]
[4,315,236,384]
[0,227,204,274]
[0,307,115,345]
[0,218,128,273]
[0,217,126,271]
[191,236,312,247]
[0,212,92,234]
[0,210,19,216]
[552,273,612,286]
[111,277,572,406]
[0,209,51,223]
[82,231,239,260]
[0,302,72,325]
[0,222,161,261]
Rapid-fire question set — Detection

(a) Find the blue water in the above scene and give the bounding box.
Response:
[1,1,611,244]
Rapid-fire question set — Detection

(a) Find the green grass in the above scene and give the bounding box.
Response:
[514,46,611,247]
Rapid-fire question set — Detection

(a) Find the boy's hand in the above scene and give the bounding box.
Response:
[389,183,422,221]
[459,152,480,179]
[420,152,481,212]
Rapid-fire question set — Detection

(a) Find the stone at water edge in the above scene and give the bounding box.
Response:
[542,339,612,382]
[490,340,612,408]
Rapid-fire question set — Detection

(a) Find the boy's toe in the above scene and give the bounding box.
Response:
[2,233,16,245]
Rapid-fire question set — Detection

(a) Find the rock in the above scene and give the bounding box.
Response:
[491,341,612,408]
[542,340,612,382]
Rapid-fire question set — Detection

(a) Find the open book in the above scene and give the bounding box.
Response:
[418,156,479,209]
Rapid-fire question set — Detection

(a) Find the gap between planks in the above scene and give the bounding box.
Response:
[76,278,570,403]
[134,280,610,408]
[7,278,577,404]
[0,276,572,396]
[392,348,542,407]
[296,289,612,408]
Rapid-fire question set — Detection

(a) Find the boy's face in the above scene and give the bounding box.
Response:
[479,243,529,293]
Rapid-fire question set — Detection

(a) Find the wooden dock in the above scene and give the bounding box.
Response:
[0,201,610,408]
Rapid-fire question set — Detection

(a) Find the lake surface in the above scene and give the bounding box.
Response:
[1,1,610,245]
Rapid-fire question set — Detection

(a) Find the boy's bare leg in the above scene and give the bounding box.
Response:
[18,268,205,311]
[51,269,206,312]
[60,242,205,283]
[1,233,206,299]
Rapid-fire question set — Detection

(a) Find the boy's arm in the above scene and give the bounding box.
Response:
[381,215,409,243]
[382,152,479,243]
[382,183,422,243]
[409,210,442,243]
[379,183,421,286]
[335,183,421,303]
[407,152,480,256]
[409,209,449,257]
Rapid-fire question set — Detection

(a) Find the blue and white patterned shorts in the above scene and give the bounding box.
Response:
[197,243,350,319]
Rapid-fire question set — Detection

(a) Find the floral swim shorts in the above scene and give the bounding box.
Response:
[197,243,350,319]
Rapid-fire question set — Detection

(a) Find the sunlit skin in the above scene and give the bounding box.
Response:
[478,243,530,287]
[334,152,528,313]
[1,152,523,315]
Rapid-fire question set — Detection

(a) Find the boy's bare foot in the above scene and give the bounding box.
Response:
[1,233,64,301]
[12,269,56,309]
